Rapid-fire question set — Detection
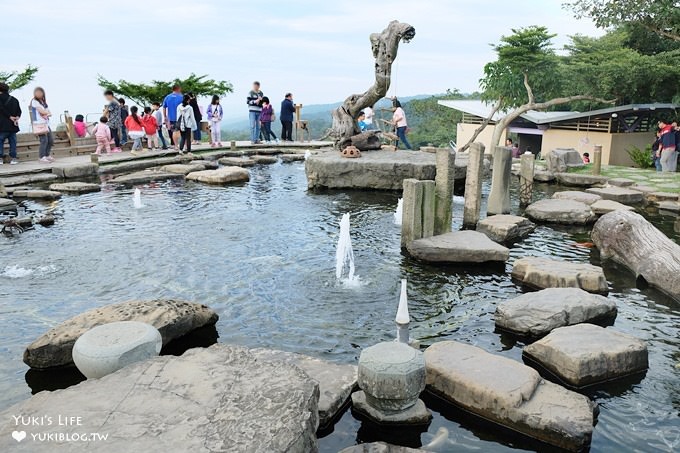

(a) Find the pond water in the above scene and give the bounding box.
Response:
[1,161,679,452]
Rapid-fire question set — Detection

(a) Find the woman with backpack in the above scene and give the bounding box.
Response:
[176,94,197,154]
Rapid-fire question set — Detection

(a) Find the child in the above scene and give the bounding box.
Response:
[152,102,168,150]
[207,95,223,147]
[357,111,367,131]
[259,97,278,143]
[124,106,145,155]
[73,114,87,137]
[142,106,159,151]
[92,116,111,155]
[583,152,590,164]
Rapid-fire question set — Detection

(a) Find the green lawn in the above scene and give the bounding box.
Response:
[567,164,680,193]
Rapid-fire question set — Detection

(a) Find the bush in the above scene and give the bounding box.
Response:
[626,144,654,168]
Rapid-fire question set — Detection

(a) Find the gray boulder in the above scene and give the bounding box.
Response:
[555,172,608,187]
[525,199,597,225]
[590,199,634,215]
[586,187,644,204]
[219,156,256,167]
[407,230,509,263]
[186,167,250,185]
[1,345,319,453]
[24,299,218,369]
[495,288,617,336]
[512,256,608,294]
[110,171,183,185]
[425,341,595,451]
[552,190,601,205]
[523,323,648,387]
[12,189,61,200]
[476,214,535,243]
[49,182,101,194]
[545,148,584,173]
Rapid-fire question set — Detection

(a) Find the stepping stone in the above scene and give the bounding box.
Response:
[607,177,635,187]
[253,155,278,164]
[525,199,597,225]
[533,170,556,182]
[12,189,62,200]
[49,182,101,194]
[1,172,58,186]
[111,171,183,185]
[24,299,218,369]
[590,199,634,215]
[189,159,218,169]
[630,185,656,194]
[552,190,601,205]
[251,348,357,428]
[495,288,617,337]
[586,187,644,204]
[0,198,17,212]
[646,191,679,204]
[218,156,255,167]
[523,324,648,388]
[512,256,608,294]
[658,201,680,213]
[476,214,535,243]
[407,230,509,263]
[186,166,249,185]
[555,172,608,187]
[160,163,206,175]
[280,153,306,163]
[425,341,595,451]
[1,345,319,453]
[339,442,426,453]
[52,163,98,179]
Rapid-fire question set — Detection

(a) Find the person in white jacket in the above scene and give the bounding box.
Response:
[176,94,197,154]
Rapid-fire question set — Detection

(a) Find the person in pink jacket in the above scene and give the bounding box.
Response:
[92,116,111,155]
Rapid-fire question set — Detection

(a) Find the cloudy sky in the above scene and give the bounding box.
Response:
[4,0,601,126]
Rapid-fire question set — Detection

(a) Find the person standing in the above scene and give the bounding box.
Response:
[92,116,111,155]
[188,93,203,145]
[31,87,54,162]
[162,84,183,149]
[652,129,663,172]
[176,94,197,154]
[659,120,678,172]
[259,97,278,143]
[247,81,263,144]
[103,90,122,152]
[0,82,21,165]
[118,98,129,145]
[364,105,375,130]
[280,93,295,142]
[206,95,223,147]
[151,102,168,149]
[392,99,412,150]
[142,107,159,151]
[124,106,145,155]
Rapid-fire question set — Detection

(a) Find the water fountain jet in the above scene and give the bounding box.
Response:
[335,213,358,284]
[394,198,403,225]
[133,188,143,209]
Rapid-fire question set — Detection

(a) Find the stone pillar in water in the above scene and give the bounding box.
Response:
[401,179,435,247]
[519,152,535,207]
[463,142,485,228]
[592,145,602,175]
[230,140,236,150]
[434,148,455,235]
[487,146,512,215]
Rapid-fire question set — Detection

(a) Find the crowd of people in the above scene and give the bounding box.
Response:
[652,120,680,172]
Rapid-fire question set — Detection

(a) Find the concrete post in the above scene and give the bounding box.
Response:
[230,140,236,150]
[422,181,435,239]
[519,152,535,207]
[463,143,485,228]
[434,148,455,235]
[487,146,513,215]
[592,145,602,175]
[401,179,423,247]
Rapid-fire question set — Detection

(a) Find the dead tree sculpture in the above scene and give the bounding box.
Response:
[330,21,415,150]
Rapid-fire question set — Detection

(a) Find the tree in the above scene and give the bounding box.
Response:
[97,73,233,106]
[329,21,415,149]
[565,0,680,42]
[0,65,38,91]
[478,26,612,148]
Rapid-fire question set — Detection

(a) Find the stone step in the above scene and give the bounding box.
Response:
[406,230,509,264]
[512,256,608,294]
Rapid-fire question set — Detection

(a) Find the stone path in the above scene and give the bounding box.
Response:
[407,231,509,263]
[512,256,608,294]
[476,214,535,243]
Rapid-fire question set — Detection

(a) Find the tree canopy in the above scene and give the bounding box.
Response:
[96,73,233,106]
[0,65,38,91]
[565,0,680,42]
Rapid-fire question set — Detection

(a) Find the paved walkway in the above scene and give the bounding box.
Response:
[0,140,331,178]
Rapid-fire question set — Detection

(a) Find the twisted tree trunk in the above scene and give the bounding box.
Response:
[330,21,415,150]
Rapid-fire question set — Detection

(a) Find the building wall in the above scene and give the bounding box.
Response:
[610,132,655,166]
[540,130,613,163]
[456,123,505,153]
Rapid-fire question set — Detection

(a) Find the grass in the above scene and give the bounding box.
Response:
[567,164,680,193]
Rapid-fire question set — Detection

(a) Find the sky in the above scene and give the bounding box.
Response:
[3,0,603,127]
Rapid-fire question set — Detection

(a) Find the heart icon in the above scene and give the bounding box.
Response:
[12,430,26,442]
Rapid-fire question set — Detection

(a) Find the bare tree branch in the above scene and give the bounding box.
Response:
[523,72,535,105]
[459,100,502,152]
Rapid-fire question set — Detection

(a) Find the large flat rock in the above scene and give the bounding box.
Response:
[425,341,595,451]
[552,190,601,205]
[0,197,17,212]
[645,191,679,204]
[49,182,101,194]
[555,172,608,187]
[590,199,634,215]
[586,187,644,204]
[1,345,320,453]
[24,299,218,369]
[186,166,250,185]
[11,189,62,200]
[305,150,466,191]
[525,199,597,225]
[110,170,184,185]
[218,156,256,167]
[495,288,617,337]
[524,324,648,388]
[251,348,357,428]
[512,256,608,294]
[1,172,59,186]
[476,214,535,243]
[407,231,509,263]
[159,163,207,174]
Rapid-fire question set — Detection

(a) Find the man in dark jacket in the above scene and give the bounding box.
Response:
[0,82,22,165]
[280,93,295,142]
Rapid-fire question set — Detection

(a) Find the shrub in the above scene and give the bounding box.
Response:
[626,144,654,168]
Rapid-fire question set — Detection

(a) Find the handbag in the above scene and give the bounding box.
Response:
[32,122,49,135]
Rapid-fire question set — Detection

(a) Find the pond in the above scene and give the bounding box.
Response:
[1,160,679,452]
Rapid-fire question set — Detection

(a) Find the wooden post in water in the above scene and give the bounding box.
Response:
[463,142,485,228]
[434,148,455,235]
[592,145,602,175]
[519,152,535,207]
[401,179,435,247]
